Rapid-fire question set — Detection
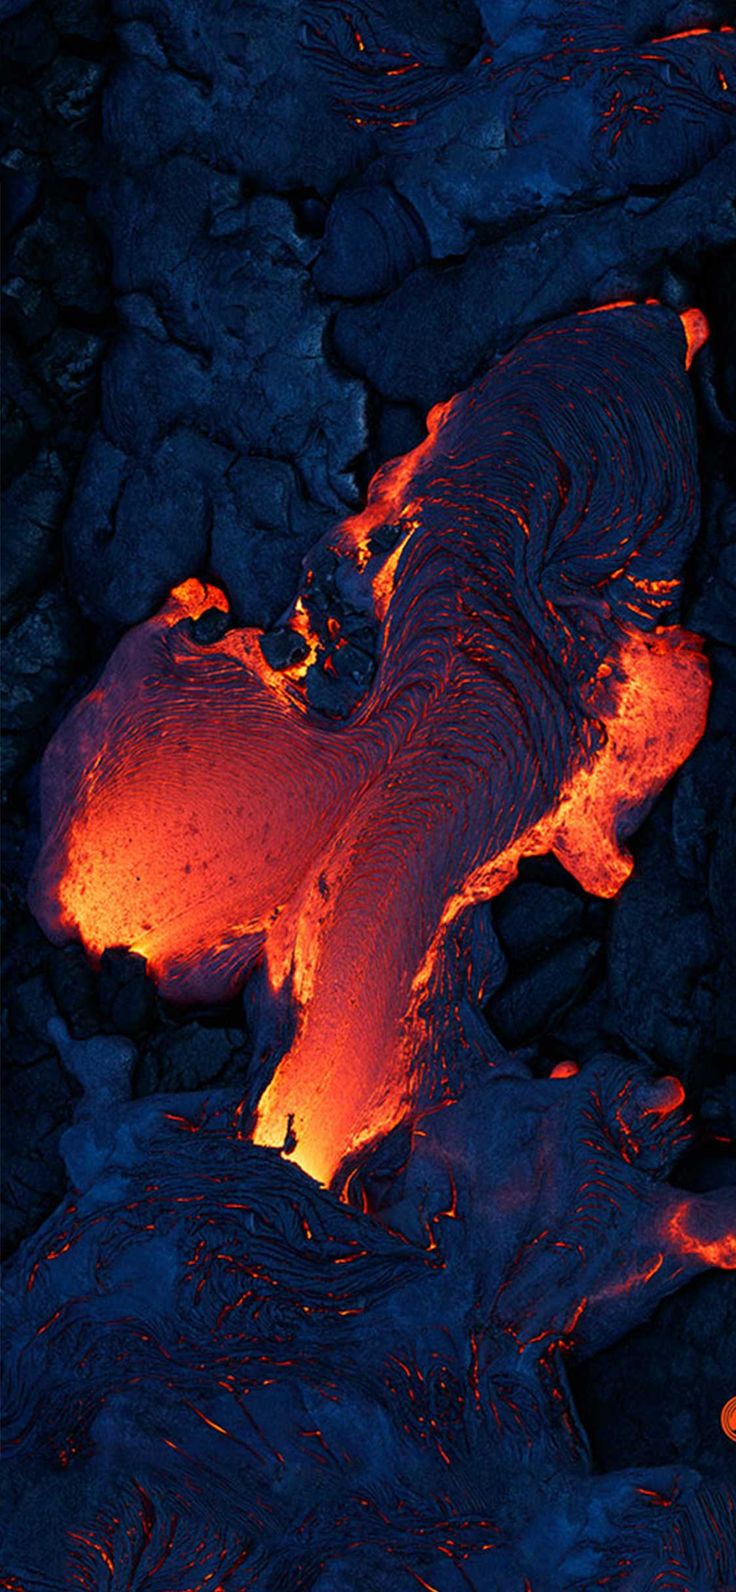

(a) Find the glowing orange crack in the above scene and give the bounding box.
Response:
[665,1200,736,1271]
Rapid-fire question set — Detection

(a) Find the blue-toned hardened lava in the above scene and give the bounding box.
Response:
[6,303,736,1590]
[2,0,736,1587]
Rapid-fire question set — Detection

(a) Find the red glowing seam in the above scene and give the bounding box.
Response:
[680,307,709,369]
[650,25,734,41]
[597,1254,665,1299]
[67,1534,114,1575]
[665,1201,736,1269]
[35,1308,63,1336]
[641,1076,685,1116]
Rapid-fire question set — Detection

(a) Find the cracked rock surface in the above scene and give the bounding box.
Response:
[2,0,736,1581]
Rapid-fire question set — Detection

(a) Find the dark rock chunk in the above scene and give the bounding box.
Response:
[31,325,104,408]
[572,1271,736,1487]
[176,607,231,646]
[259,627,309,671]
[98,949,154,1035]
[494,881,584,963]
[48,944,99,1040]
[136,1022,245,1097]
[368,520,408,555]
[2,169,41,240]
[304,638,376,717]
[489,936,600,1046]
[51,0,108,44]
[103,0,360,189]
[9,201,109,322]
[333,144,736,407]
[1,4,57,69]
[706,645,736,738]
[3,274,58,347]
[1,448,70,625]
[2,338,53,479]
[41,55,105,131]
[671,734,732,884]
[290,190,328,239]
[65,189,366,627]
[64,431,220,628]
[691,541,736,647]
[315,184,429,299]
[0,587,88,785]
[551,983,609,1060]
[708,789,736,1060]
[606,830,716,1089]
[210,456,335,631]
[377,401,426,469]
[9,973,60,1066]
[1,1052,78,1258]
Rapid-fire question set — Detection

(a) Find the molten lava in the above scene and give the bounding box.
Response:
[30,305,710,1186]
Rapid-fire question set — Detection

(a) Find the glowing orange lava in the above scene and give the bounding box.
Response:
[30,305,711,1186]
[680,306,710,369]
[665,1200,736,1270]
[253,624,708,1182]
[722,1396,736,1441]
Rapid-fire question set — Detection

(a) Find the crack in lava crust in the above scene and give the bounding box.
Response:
[30,305,710,1185]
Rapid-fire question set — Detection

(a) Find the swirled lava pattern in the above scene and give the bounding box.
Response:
[722,1397,736,1442]
[31,305,710,1187]
[3,1041,736,1589]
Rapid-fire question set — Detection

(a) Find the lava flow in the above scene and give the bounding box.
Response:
[30,304,710,1186]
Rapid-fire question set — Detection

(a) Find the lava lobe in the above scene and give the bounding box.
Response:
[30,304,710,1185]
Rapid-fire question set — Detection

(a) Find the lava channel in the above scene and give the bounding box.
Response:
[30,304,710,1185]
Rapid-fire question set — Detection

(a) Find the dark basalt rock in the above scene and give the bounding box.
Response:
[8,201,109,325]
[304,639,377,716]
[1,931,81,1258]
[3,1046,735,1587]
[64,430,219,629]
[176,605,232,646]
[376,398,426,467]
[333,144,736,405]
[314,182,430,298]
[551,981,610,1060]
[106,0,362,190]
[494,880,585,962]
[0,586,88,785]
[573,1270,736,1488]
[98,948,154,1036]
[607,826,717,1090]
[490,934,601,1045]
[135,1020,247,1097]
[3,0,736,1579]
[209,455,337,631]
[65,187,366,627]
[0,1052,77,1258]
[31,323,104,407]
[1,447,70,626]
[48,943,100,1040]
[259,625,310,671]
[691,478,736,646]
[302,0,735,278]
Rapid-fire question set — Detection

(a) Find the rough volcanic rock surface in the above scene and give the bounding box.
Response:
[2,0,736,1584]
